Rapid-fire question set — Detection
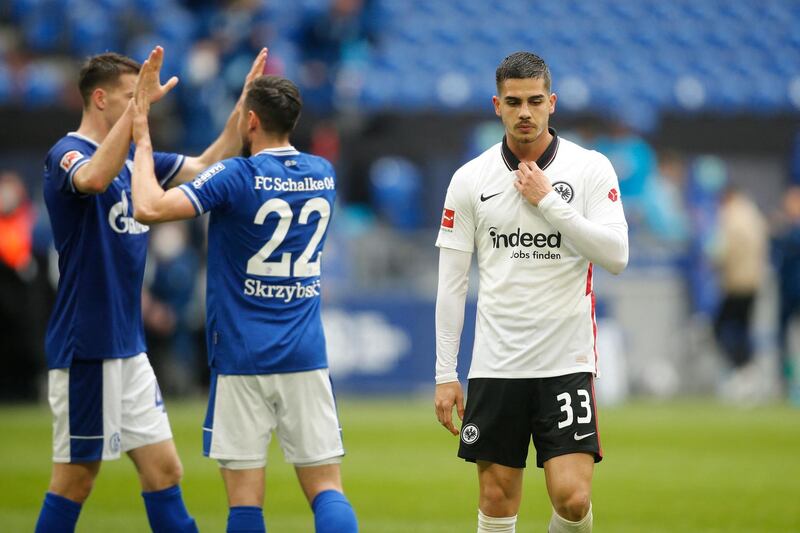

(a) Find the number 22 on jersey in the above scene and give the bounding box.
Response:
[246,197,331,278]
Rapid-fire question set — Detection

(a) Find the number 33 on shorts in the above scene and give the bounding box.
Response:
[556,389,592,429]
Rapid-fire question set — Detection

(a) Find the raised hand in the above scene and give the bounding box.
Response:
[137,46,179,104]
[237,48,269,104]
[131,56,153,144]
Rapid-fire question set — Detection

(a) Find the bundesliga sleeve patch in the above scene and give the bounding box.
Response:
[59,150,84,172]
[441,208,455,229]
[608,188,619,202]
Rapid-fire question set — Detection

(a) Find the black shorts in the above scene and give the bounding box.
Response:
[458,373,603,469]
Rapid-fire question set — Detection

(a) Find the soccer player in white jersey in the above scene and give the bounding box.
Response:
[434,52,629,533]
[36,46,266,533]
[128,55,357,533]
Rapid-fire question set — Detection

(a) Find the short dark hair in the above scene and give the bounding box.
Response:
[245,76,303,136]
[495,52,551,93]
[78,53,141,107]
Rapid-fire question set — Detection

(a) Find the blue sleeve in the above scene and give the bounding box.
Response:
[49,144,92,195]
[177,160,242,216]
[153,152,185,187]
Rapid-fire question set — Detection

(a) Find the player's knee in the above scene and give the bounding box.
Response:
[160,457,184,487]
[479,484,517,516]
[553,489,590,522]
[50,471,96,503]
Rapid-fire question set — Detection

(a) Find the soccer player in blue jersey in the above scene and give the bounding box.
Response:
[129,55,358,533]
[36,46,267,533]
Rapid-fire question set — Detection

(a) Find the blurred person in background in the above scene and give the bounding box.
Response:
[144,223,201,395]
[0,170,43,401]
[712,185,769,402]
[35,45,265,533]
[130,58,358,532]
[434,52,628,533]
[592,118,657,233]
[640,149,691,248]
[773,186,800,400]
[297,0,377,113]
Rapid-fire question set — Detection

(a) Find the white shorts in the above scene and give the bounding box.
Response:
[204,368,344,468]
[49,353,173,463]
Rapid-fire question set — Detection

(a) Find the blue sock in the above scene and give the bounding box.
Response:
[35,492,82,533]
[311,490,358,533]
[141,485,198,533]
[227,506,265,533]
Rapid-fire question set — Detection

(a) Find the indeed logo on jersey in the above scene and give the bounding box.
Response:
[108,191,148,235]
[253,176,335,192]
[488,227,561,260]
[243,278,321,303]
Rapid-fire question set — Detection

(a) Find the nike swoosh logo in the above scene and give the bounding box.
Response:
[480,192,503,202]
[573,431,595,441]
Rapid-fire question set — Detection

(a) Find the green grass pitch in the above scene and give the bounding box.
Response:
[1,397,799,532]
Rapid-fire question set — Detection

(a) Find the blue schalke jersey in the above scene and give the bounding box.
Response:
[43,132,184,369]
[179,147,336,375]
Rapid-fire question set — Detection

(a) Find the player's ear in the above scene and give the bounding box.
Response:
[247,110,260,132]
[549,92,557,114]
[92,87,107,111]
[492,95,501,117]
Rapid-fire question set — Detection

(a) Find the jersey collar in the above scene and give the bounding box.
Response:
[501,128,559,172]
[67,131,100,148]
[255,145,300,156]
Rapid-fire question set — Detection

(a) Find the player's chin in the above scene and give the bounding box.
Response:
[512,131,539,144]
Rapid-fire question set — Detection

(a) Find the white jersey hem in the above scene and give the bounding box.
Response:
[467,364,596,380]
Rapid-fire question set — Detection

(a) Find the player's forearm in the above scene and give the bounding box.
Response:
[538,191,629,274]
[435,247,472,383]
[131,140,165,223]
[73,103,134,194]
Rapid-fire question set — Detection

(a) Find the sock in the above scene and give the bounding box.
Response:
[227,506,265,533]
[311,490,358,533]
[141,485,198,533]
[477,509,517,532]
[548,503,593,533]
[35,492,82,533]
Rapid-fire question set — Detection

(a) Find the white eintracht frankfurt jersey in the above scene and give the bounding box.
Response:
[435,131,628,379]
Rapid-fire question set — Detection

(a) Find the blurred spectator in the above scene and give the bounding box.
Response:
[0,170,44,400]
[296,0,377,112]
[640,149,691,247]
[593,120,657,227]
[711,185,769,400]
[143,223,201,395]
[773,186,800,400]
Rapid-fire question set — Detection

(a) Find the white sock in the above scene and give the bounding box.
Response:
[477,509,517,532]
[548,503,592,533]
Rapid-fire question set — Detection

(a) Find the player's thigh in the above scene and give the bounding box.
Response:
[458,378,533,469]
[274,369,344,464]
[127,439,182,491]
[220,467,265,507]
[543,452,594,517]
[530,372,602,468]
[476,460,524,516]
[206,373,276,463]
[118,354,173,454]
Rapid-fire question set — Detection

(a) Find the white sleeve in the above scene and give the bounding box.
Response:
[435,247,472,384]
[537,154,629,274]
[435,167,475,253]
